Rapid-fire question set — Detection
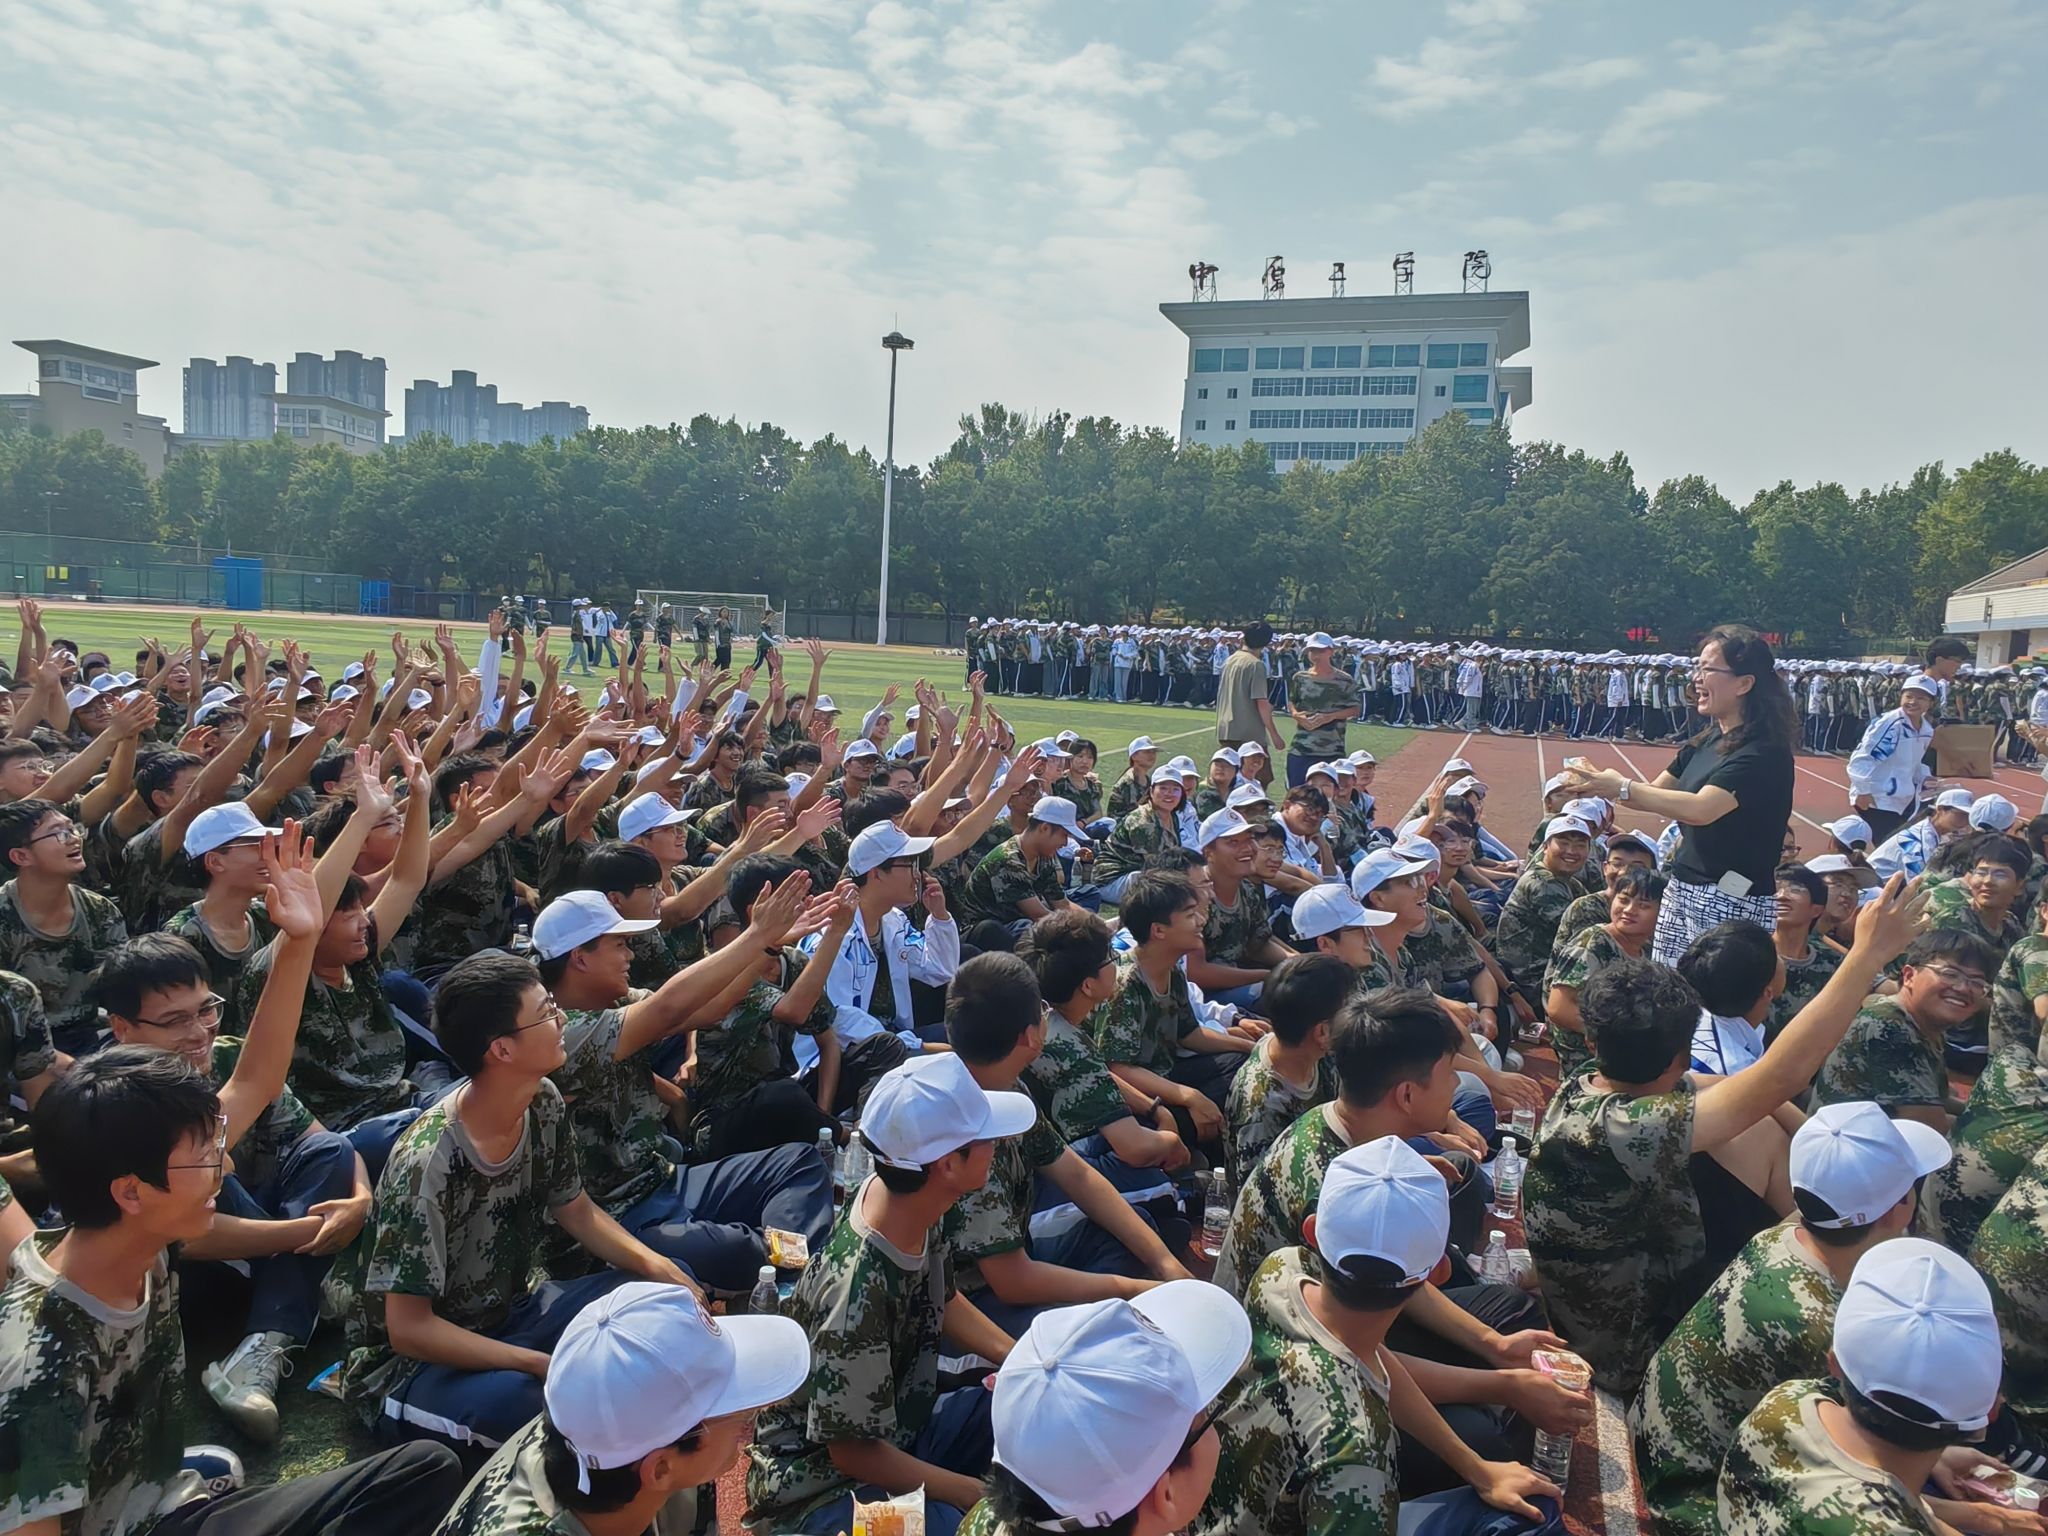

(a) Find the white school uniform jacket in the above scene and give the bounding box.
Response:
[1456,660,1484,698]
[1868,819,1942,883]
[2030,686,2048,727]
[1211,643,1229,676]
[1113,638,1138,666]
[1605,668,1630,707]
[1847,709,1936,814]
[1392,660,1415,693]
[793,909,960,1072]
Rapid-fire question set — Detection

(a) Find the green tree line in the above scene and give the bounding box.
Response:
[1,405,2043,647]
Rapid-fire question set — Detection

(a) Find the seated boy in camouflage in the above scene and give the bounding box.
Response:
[1633,1103,1952,1536]
[953,795,1085,949]
[1547,830,1658,959]
[1491,816,1595,1001]
[1811,928,1996,1133]
[1200,1138,1563,1536]
[942,953,1189,1338]
[534,883,839,1292]
[1222,951,1342,1188]
[1543,866,1662,1079]
[1524,874,1923,1398]
[344,951,700,1451]
[745,1054,1026,1536]
[1922,1040,2048,1253]
[0,797,129,1057]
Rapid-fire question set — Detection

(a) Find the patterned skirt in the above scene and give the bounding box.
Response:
[1653,877,1779,966]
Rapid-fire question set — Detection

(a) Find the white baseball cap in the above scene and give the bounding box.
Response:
[1351,847,1430,902]
[1445,775,1486,798]
[1804,853,1881,889]
[578,748,618,774]
[1167,755,1198,776]
[1292,883,1393,939]
[1148,762,1184,786]
[1825,814,1873,847]
[991,1284,1250,1528]
[405,688,434,711]
[1560,797,1608,825]
[328,684,360,704]
[1346,750,1374,767]
[183,803,283,858]
[1441,757,1474,774]
[1029,797,1090,845]
[1542,772,1572,797]
[843,739,881,762]
[1833,1238,2000,1432]
[847,820,935,877]
[1126,735,1158,755]
[1392,835,1441,869]
[1226,780,1270,809]
[1315,1137,1451,1284]
[1901,673,1940,698]
[1544,816,1596,844]
[1970,794,2019,832]
[1197,808,1253,851]
[1055,731,1079,749]
[1031,736,1072,760]
[1237,739,1268,760]
[545,1283,809,1487]
[532,890,659,960]
[63,684,99,710]
[1306,761,1341,784]
[1935,787,1975,812]
[618,792,698,843]
[1210,747,1241,767]
[1306,631,1336,650]
[812,694,839,713]
[861,1053,1036,1169]
[1790,1102,1951,1227]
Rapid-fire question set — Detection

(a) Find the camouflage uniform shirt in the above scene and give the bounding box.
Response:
[1405,894,1485,992]
[0,970,57,1105]
[431,1411,703,1536]
[1195,1247,1397,1536]
[1925,1045,2048,1253]
[1224,1038,1335,1189]
[345,1080,583,1420]
[1716,1379,1940,1534]
[745,1191,954,1532]
[237,941,411,1131]
[1216,1102,1351,1298]
[1631,1219,1839,1536]
[688,977,834,1156]
[1764,936,1843,1047]
[1549,889,1612,959]
[1810,997,1947,1116]
[0,1234,196,1536]
[1092,959,1198,1075]
[164,900,276,1037]
[1106,768,1147,821]
[1493,866,1576,981]
[117,819,206,935]
[1542,926,1637,1080]
[1971,1143,2048,1426]
[1287,673,1360,760]
[1989,932,2048,1060]
[1203,884,1275,971]
[955,837,1066,928]
[412,830,517,974]
[1524,1074,1705,1396]
[210,1034,317,1192]
[1092,807,1183,884]
[1022,1008,1130,1142]
[0,883,127,1056]
[943,1107,1066,1296]
[552,993,679,1212]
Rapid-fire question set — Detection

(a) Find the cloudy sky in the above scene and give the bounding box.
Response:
[4,0,2042,499]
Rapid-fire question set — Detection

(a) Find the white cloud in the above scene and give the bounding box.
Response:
[1365,37,1503,116]
[1534,56,1643,90]
[1445,0,1534,26]
[1598,87,1723,153]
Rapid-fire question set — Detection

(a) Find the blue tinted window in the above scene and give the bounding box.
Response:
[1462,408,1494,421]
[1394,345,1421,367]
[1305,377,1360,396]
[1194,349,1221,373]
[1222,348,1249,372]
[1336,345,1361,368]
[1452,374,1488,403]
[1255,347,1279,370]
[1248,409,1301,429]
[1310,345,1336,369]
[1280,346,1304,370]
[1426,343,1459,369]
[1263,441,1300,462]
[1367,345,1395,368]
[1252,377,1303,397]
[1460,342,1488,367]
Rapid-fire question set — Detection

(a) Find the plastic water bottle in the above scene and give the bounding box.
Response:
[1476,1229,1512,1285]
[817,1126,836,1177]
[1511,1106,1537,1144]
[836,1126,871,1204]
[1199,1170,1231,1260]
[1530,1350,1592,1491]
[511,923,534,957]
[1490,1136,1523,1222]
[747,1264,780,1317]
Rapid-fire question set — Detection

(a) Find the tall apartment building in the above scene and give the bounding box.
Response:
[286,351,387,441]
[183,355,278,440]
[4,340,171,477]
[404,369,590,446]
[1158,290,1532,467]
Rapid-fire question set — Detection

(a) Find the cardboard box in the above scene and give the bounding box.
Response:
[1933,724,1996,780]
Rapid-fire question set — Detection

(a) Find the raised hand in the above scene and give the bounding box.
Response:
[108,692,159,740]
[260,821,322,938]
[743,871,814,944]
[522,746,578,805]
[315,698,355,739]
[392,732,430,803]
[792,797,841,843]
[352,744,398,820]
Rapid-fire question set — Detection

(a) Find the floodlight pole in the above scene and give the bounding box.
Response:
[877,331,915,647]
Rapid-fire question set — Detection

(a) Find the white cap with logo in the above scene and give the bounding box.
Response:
[1351,847,1430,902]
[1970,794,2019,832]
[184,803,283,858]
[991,1283,1251,1529]
[1315,1137,1451,1284]
[533,890,659,960]
[1825,814,1874,848]
[1197,808,1253,850]
[1935,787,1975,812]
[1790,1102,1951,1227]
[1805,853,1881,889]
[545,1282,810,1491]
[1901,673,1940,698]
[1030,797,1090,845]
[618,793,698,843]
[847,821,936,877]
[1292,883,1393,939]
[860,1053,1037,1169]
[1126,736,1157,755]
[1833,1238,2001,1432]
[1226,780,1270,809]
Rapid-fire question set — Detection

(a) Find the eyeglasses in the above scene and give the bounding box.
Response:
[133,994,225,1034]
[1690,664,1737,678]
[514,998,567,1033]
[28,822,84,845]
[1920,965,1989,995]
[167,1121,229,1176]
[1969,866,2019,885]
[1179,1377,1243,1460]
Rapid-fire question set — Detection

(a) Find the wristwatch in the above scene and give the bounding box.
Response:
[1617,779,1632,802]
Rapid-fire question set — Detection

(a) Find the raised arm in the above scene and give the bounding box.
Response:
[216,828,322,1148]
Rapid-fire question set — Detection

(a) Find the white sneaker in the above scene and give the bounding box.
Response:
[202,1331,295,1443]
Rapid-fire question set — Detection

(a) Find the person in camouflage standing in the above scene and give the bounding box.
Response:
[1632,1103,1952,1536]
[745,1054,1030,1536]
[1285,632,1361,788]
[1525,878,1922,1399]
[1199,1137,1563,1536]
[1493,816,1595,1003]
[1716,1240,2002,1536]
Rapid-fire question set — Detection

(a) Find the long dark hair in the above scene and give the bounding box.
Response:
[1697,624,1796,752]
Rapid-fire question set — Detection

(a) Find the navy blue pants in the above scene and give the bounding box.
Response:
[790,1385,994,1536]
[611,1143,834,1294]
[196,1129,357,1342]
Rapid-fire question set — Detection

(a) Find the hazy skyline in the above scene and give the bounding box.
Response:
[4,0,2044,498]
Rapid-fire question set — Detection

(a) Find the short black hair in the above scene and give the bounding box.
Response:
[1776,864,1828,910]
[90,934,212,1021]
[727,853,803,920]
[1792,1185,1915,1247]
[433,951,544,1077]
[576,840,664,898]
[1581,957,1700,1083]
[733,767,791,819]
[1903,929,2000,977]
[1678,921,1780,1018]
[1283,785,1329,816]
[1925,637,1972,665]
[434,751,499,811]
[0,797,61,866]
[1120,871,1197,948]
[1967,833,2031,881]
[1841,1376,1970,1453]
[1319,1250,1426,1314]
[0,738,45,771]
[779,741,823,772]
[299,795,356,854]
[1066,738,1097,760]
[1611,867,1667,906]
[1018,909,1112,1006]
[33,1044,219,1228]
[1328,987,1461,1107]
[1243,622,1273,651]
[2023,812,2048,860]
[982,1457,1175,1536]
[136,748,203,814]
[843,789,911,842]
[1142,846,1207,877]
[538,1413,700,1513]
[1262,953,1355,1048]
[308,751,351,798]
[1250,820,1284,845]
[946,952,1044,1064]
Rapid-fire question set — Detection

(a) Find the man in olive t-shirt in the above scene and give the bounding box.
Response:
[1216,623,1279,786]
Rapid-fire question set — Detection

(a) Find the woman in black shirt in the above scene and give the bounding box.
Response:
[1562,625,1796,964]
